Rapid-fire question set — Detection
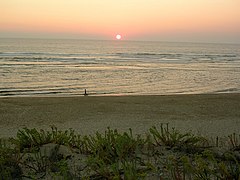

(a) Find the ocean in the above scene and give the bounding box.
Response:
[0,38,240,97]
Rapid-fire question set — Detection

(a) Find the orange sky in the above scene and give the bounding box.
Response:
[0,0,239,43]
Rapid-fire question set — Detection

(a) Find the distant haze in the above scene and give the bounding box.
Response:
[1,0,240,43]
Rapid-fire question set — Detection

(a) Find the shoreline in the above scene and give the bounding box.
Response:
[1,91,240,98]
[0,93,240,138]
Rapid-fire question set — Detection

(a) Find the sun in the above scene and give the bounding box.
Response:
[116,34,122,40]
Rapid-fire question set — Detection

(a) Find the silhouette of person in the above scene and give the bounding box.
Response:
[84,89,88,96]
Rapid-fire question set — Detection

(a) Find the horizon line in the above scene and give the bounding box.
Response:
[1,36,240,45]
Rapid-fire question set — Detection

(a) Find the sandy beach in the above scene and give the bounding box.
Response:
[0,94,240,138]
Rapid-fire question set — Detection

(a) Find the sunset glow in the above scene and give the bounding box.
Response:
[116,35,121,40]
[0,0,239,43]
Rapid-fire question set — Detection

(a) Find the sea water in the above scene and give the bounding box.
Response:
[0,38,239,96]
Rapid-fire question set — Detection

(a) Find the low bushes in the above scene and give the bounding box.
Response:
[0,124,239,179]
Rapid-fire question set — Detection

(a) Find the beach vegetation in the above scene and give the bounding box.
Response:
[0,125,240,179]
[0,138,22,179]
[9,126,85,153]
[228,133,240,151]
[149,124,207,153]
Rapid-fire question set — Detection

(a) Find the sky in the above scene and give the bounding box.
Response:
[0,0,240,43]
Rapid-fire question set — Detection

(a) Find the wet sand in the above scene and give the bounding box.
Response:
[0,94,240,138]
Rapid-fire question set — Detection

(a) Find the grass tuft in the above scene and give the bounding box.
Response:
[0,125,239,179]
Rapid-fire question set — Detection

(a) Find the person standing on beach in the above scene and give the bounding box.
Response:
[84,89,88,96]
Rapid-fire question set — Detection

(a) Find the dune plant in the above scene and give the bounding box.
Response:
[166,156,186,180]
[149,124,207,152]
[122,159,149,179]
[1,125,240,179]
[216,152,240,179]
[0,138,22,179]
[50,126,77,146]
[228,133,240,151]
[181,150,240,180]
[86,154,150,179]
[85,127,149,178]
[23,151,49,178]
[85,128,145,162]
[10,126,80,152]
[10,128,52,151]
[22,143,73,179]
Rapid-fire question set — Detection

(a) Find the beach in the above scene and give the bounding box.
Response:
[0,94,239,138]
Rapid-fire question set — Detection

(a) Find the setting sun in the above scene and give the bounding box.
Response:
[116,34,122,40]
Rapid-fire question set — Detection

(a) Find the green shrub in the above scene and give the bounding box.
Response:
[10,126,79,152]
[149,124,207,152]
[0,125,239,179]
[0,138,22,179]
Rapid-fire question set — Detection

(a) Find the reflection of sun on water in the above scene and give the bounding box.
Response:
[116,34,121,40]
